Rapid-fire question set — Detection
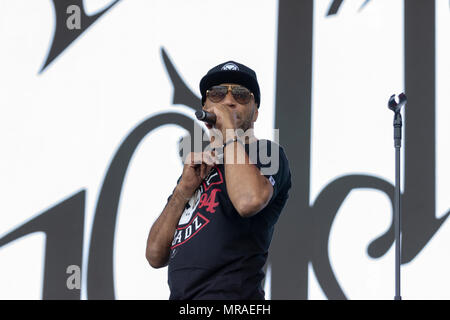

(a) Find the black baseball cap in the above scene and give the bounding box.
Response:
[199,61,261,108]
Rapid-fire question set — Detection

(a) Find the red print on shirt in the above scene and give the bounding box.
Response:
[198,188,221,213]
[171,166,224,249]
[202,165,224,191]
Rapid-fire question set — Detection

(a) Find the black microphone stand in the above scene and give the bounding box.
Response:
[388,93,407,300]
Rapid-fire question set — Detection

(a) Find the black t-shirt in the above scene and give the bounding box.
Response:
[166,139,291,300]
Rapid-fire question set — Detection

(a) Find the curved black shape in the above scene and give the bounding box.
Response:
[87,112,206,299]
[161,47,202,110]
[310,174,395,299]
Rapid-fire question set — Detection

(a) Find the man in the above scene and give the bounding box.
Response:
[146,61,291,299]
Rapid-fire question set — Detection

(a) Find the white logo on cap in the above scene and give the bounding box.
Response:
[221,63,239,71]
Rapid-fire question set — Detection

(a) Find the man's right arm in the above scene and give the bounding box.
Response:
[145,185,190,268]
[145,151,216,269]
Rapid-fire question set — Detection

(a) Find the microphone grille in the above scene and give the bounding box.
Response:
[195,110,206,120]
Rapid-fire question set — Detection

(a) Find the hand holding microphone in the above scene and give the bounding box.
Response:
[195,107,238,138]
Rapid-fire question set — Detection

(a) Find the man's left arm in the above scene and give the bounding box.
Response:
[223,140,273,218]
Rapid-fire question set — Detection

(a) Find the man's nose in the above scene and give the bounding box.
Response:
[222,90,237,106]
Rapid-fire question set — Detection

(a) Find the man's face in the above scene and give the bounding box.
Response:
[203,83,258,132]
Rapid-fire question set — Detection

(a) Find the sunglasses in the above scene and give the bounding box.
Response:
[206,85,254,105]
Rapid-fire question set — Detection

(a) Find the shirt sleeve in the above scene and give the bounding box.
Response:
[248,139,292,203]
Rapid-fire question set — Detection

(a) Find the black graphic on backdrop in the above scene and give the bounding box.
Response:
[269,0,449,299]
[0,49,203,299]
[40,0,121,73]
[87,48,205,299]
[0,0,448,299]
[0,191,85,299]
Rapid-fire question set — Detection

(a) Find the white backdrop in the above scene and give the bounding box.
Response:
[0,0,448,299]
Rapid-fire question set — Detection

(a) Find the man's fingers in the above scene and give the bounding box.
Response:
[205,151,220,165]
[202,153,214,166]
[185,152,201,165]
[184,152,218,167]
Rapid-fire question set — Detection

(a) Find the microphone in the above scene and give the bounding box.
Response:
[195,110,216,125]
[388,93,407,113]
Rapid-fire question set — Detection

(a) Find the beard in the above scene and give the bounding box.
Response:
[240,118,252,132]
[238,109,255,132]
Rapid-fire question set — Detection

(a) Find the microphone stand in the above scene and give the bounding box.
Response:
[388,93,407,301]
